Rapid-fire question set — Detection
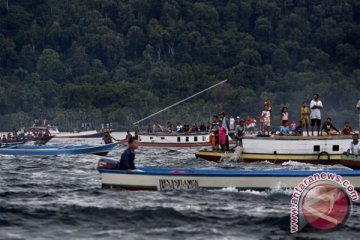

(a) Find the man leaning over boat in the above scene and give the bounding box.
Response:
[346,134,360,156]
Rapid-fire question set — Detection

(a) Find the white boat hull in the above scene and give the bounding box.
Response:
[98,166,360,191]
[125,132,235,148]
[242,136,351,155]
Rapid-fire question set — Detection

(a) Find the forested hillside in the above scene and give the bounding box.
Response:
[0,0,359,131]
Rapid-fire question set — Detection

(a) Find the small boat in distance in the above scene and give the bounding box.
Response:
[53,130,105,138]
[97,158,360,191]
[0,143,117,156]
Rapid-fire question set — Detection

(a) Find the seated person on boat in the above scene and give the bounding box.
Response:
[152,121,163,133]
[342,121,354,135]
[119,137,138,172]
[294,121,303,136]
[347,134,360,156]
[320,117,339,136]
[103,131,118,144]
[279,122,290,136]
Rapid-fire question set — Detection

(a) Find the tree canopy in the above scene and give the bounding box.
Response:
[0,0,359,131]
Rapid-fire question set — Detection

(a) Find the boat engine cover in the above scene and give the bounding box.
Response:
[98,158,119,169]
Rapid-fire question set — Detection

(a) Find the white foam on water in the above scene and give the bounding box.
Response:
[238,189,268,196]
[212,186,239,192]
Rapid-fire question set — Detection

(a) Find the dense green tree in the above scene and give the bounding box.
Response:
[36,48,67,82]
[0,0,359,130]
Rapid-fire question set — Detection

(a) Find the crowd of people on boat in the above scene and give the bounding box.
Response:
[205,93,358,151]
[0,128,52,145]
[148,121,209,133]
[257,94,356,137]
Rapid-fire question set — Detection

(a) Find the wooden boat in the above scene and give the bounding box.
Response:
[0,143,117,156]
[53,130,105,138]
[195,135,360,168]
[0,140,27,146]
[97,159,360,191]
[120,132,236,148]
[1,135,53,146]
[28,135,54,145]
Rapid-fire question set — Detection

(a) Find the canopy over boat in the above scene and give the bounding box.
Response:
[0,143,117,156]
[97,158,360,191]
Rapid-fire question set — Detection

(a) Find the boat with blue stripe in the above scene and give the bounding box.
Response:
[0,143,117,156]
[97,158,360,191]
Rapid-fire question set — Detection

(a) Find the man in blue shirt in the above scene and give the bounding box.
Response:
[119,137,138,172]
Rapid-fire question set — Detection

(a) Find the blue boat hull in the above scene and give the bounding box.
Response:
[0,143,117,156]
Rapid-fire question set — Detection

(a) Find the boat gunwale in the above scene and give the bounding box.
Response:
[138,132,210,137]
[242,135,352,141]
[98,167,360,177]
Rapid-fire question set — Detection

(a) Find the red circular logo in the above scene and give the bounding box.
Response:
[301,183,351,230]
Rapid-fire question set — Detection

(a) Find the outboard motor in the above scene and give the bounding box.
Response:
[97,157,119,170]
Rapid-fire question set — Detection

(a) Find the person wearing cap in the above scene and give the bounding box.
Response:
[320,117,339,136]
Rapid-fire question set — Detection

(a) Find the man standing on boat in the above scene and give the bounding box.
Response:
[219,112,230,151]
[310,93,323,136]
[119,137,138,172]
[301,101,310,136]
[210,115,220,151]
[134,123,140,139]
[235,118,245,146]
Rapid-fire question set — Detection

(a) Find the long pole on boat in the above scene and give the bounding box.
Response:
[134,79,228,124]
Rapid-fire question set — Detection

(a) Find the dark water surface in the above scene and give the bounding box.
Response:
[1,133,359,239]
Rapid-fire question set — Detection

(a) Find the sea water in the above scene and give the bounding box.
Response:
[0,133,359,239]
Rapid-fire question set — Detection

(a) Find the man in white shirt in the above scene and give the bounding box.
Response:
[310,93,323,136]
[347,134,360,156]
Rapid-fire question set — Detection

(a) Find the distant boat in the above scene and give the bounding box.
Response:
[120,132,236,148]
[195,135,360,169]
[0,139,27,146]
[47,126,115,138]
[0,143,117,156]
[97,158,360,191]
[53,130,105,138]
